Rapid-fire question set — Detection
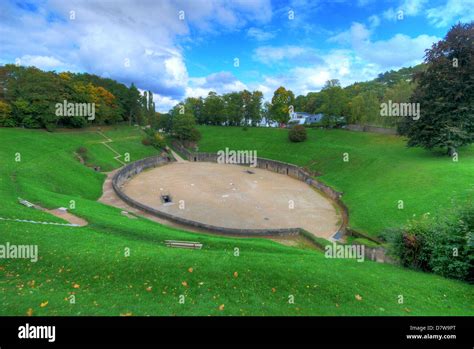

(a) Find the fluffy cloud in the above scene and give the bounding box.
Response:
[18,55,68,70]
[251,49,378,100]
[329,22,439,69]
[247,27,276,41]
[383,0,428,21]
[426,0,474,27]
[186,71,248,98]
[0,0,271,106]
[253,45,323,65]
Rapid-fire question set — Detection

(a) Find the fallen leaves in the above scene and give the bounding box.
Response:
[355,294,363,301]
[233,272,238,278]
[40,301,48,308]
[188,267,193,273]
[145,286,152,292]
[181,281,188,287]
[72,283,80,289]
[218,304,225,311]
[26,308,33,316]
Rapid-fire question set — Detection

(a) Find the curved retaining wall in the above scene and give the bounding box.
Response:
[114,144,390,261]
[112,155,301,236]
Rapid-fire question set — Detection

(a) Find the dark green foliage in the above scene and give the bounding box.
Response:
[399,22,474,155]
[76,146,88,162]
[0,64,146,129]
[383,203,474,282]
[288,125,307,142]
[172,111,200,141]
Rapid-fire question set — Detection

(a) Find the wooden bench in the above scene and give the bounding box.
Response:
[18,198,35,208]
[164,240,203,250]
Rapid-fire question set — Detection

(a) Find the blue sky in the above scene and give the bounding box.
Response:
[0,0,472,111]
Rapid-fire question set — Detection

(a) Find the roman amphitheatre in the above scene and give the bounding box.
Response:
[108,151,342,239]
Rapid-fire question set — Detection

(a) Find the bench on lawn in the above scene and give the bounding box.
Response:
[18,198,35,208]
[164,240,203,249]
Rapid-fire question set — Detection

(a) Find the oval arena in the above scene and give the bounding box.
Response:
[114,156,342,239]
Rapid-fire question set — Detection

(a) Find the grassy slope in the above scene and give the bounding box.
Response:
[197,126,474,237]
[0,126,473,316]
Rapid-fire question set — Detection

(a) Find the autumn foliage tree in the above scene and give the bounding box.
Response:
[0,64,149,129]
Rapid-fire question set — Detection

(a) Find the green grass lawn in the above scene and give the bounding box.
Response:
[0,126,473,316]
[197,126,474,237]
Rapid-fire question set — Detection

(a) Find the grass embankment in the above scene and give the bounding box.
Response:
[0,126,472,316]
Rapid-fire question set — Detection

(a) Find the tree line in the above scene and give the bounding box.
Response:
[0,65,157,130]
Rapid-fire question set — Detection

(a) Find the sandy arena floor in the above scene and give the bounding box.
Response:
[122,162,341,238]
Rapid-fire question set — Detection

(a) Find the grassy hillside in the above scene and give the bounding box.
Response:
[197,126,474,237]
[0,126,473,316]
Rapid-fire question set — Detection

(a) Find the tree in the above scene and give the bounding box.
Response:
[248,91,263,126]
[126,83,142,125]
[0,100,13,126]
[382,80,415,127]
[319,82,347,117]
[399,22,474,155]
[172,110,200,142]
[184,97,204,124]
[223,92,243,126]
[202,92,225,125]
[270,86,295,125]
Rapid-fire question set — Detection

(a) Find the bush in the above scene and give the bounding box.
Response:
[142,137,152,146]
[76,146,88,162]
[189,128,201,142]
[142,130,166,150]
[383,204,474,282]
[77,146,88,155]
[153,133,166,149]
[69,115,87,128]
[288,125,307,142]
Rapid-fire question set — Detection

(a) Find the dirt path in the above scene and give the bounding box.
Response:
[44,208,88,227]
[169,148,187,163]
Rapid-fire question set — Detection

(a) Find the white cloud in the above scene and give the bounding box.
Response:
[185,71,248,99]
[251,49,378,100]
[368,14,380,28]
[247,27,276,41]
[426,0,474,27]
[0,0,272,109]
[18,55,67,70]
[153,94,181,113]
[253,45,322,65]
[383,0,428,21]
[329,22,439,69]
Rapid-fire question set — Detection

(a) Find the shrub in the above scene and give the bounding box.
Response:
[153,133,166,149]
[142,131,166,150]
[383,204,474,282]
[76,146,88,162]
[69,115,87,128]
[77,146,88,155]
[288,125,307,142]
[142,137,152,146]
[189,128,201,142]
